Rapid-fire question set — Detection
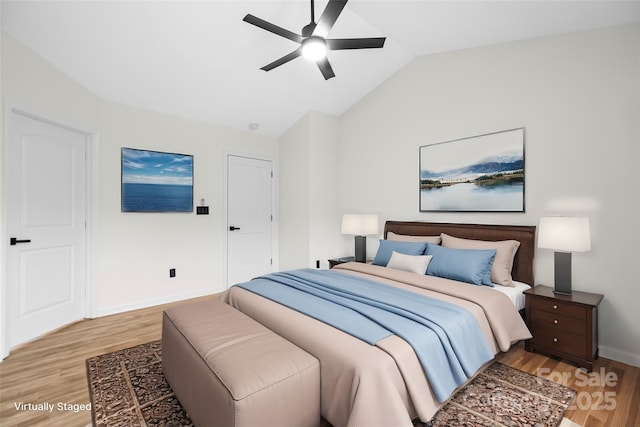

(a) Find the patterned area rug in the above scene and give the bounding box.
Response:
[86,340,192,427]
[426,362,577,427]
[87,341,576,427]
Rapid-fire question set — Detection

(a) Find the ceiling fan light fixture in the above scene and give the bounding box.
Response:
[243,0,385,79]
[301,36,327,61]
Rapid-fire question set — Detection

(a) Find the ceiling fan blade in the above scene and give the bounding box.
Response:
[316,57,336,80]
[260,47,303,72]
[243,14,303,44]
[327,37,386,50]
[314,0,348,38]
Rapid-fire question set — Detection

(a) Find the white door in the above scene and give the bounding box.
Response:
[227,155,273,286]
[6,111,87,349]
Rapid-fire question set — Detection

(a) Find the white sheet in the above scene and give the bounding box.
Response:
[491,281,531,311]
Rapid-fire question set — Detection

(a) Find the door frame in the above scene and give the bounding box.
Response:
[223,152,278,288]
[1,102,99,359]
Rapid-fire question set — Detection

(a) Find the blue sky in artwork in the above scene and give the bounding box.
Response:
[420,129,523,177]
[122,148,193,186]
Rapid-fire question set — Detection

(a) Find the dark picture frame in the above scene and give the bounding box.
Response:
[121,148,194,213]
[419,128,525,212]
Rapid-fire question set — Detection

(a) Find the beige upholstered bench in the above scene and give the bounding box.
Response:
[162,298,320,427]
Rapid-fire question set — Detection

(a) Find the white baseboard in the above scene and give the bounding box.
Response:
[96,288,223,318]
[599,345,640,368]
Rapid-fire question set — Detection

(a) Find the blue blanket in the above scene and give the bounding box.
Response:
[236,268,493,402]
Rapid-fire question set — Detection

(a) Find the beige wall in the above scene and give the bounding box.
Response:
[335,24,640,366]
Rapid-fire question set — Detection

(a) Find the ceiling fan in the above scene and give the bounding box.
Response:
[243,0,386,80]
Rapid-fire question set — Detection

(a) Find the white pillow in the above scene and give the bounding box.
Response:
[386,251,433,275]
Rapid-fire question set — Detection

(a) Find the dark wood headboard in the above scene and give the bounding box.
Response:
[384,221,536,285]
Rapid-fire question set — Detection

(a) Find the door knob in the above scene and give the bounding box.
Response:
[10,237,31,245]
[229,226,241,231]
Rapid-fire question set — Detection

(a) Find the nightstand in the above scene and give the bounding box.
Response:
[524,285,603,370]
[328,257,355,269]
[328,257,373,269]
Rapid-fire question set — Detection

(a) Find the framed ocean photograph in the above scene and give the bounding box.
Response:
[419,128,525,212]
[121,148,193,213]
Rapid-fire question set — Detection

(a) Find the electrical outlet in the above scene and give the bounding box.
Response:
[169,268,176,278]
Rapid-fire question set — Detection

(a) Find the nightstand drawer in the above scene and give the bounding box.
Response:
[530,324,587,359]
[528,297,586,320]
[530,309,586,335]
[524,285,603,370]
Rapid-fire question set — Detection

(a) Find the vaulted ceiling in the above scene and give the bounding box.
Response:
[2,1,638,136]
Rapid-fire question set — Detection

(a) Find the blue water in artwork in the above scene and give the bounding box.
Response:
[420,182,523,211]
[122,183,193,212]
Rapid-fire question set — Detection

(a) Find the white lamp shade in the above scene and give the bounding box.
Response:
[341,214,379,236]
[538,217,591,252]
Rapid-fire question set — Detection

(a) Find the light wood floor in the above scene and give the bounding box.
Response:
[1,294,638,427]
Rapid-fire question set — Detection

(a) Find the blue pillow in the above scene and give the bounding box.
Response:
[372,240,428,266]
[424,243,496,287]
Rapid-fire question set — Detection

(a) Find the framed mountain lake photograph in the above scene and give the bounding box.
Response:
[121,148,194,213]
[419,128,525,212]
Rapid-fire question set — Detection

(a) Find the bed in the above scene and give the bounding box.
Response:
[222,221,535,427]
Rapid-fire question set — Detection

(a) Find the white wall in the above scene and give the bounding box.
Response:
[4,20,639,368]
[308,112,340,269]
[1,33,278,354]
[279,111,341,270]
[279,113,312,270]
[95,102,278,315]
[336,24,640,366]
[1,32,101,356]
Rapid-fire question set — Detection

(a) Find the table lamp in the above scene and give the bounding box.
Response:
[538,216,591,295]
[341,214,379,262]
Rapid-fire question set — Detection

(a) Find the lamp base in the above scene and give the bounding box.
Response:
[354,235,367,263]
[553,251,573,295]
